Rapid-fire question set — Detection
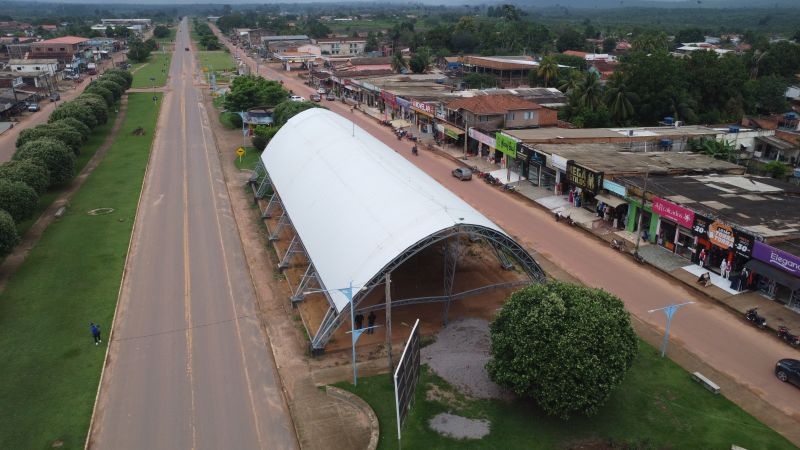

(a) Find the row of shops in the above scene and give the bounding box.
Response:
[620,179,800,310]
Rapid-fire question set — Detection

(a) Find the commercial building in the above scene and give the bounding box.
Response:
[29,36,90,64]
[315,37,367,56]
[460,55,539,88]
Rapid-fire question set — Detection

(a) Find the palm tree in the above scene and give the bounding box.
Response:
[605,73,635,124]
[577,72,603,111]
[558,69,582,93]
[391,52,408,74]
[537,56,558,88]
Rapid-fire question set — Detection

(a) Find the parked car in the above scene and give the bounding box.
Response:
[452,167,473,181]
[49,92,60,102]
[310,93,321,102]
[27,102,40,112]
[775,359,800,387]
[317,87,326,94]
[185,47,189,51]
[289,95,305,102]
[326,92,336,101]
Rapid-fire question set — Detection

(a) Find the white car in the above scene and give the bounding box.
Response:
[317,87,326,94]
[289,95,305,102]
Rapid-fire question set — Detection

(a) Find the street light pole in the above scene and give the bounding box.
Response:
[648,301,694,357]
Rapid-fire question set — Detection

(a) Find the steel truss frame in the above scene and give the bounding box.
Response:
[254,164,546,352]
[310,224,546,351]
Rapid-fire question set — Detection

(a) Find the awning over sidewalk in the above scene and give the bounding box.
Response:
[390,119,412,129]
[745,259,800,291]
[594,193,627,208]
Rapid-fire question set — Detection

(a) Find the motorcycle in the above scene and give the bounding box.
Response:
[632,252,645,264]
[778,326,800,347]
[611,239,625,251]
[503,183,516,192]
[745,307,767,329]
[484,174,496,184]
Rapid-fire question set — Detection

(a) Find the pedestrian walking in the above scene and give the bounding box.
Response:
[720,259,728,279]
[354,313,364,330]
[90,323,102,345]
[698,248,707,268]
[367,311,376,334]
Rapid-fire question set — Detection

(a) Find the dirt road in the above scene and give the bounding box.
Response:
[88,19,297,450]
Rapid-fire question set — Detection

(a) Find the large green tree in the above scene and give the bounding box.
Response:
[223,76,288,112]
[13,138,76,186]
[537,55,558,88]
[0,179,38,223]
[0,160,50,194]
[0,209,19,256]
[272,101,324,127]
[487,282,638,419]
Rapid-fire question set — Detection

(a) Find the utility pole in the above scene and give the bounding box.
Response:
[462,113,469,159]
[385,273,393,372]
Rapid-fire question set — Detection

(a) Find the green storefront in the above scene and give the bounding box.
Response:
[625,197,659,243]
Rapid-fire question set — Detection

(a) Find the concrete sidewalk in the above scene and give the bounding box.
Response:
[422,131,800,339]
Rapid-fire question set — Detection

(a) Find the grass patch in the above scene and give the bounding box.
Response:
[0,92,162,450]
[197,50,236,73]
[337,341,795,450]
[234,146,259,171]
[15,103,120,237]
[131,52,172,89]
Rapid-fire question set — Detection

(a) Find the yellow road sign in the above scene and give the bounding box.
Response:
[236,147,245,157]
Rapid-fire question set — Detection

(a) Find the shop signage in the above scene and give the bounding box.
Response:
[733,230,755,257]
[692,214,712,238]
[529,147,546,165]
[469,128,496,148]
[708,221,735,249]
[495,133,518,158]
[444,128,460,139]
[551,154,569,171]
[330,75,340,84]
[411,100,434,114]
[652,196,694,229]
[602,179,626,197]
[753,241,800,277]
[381,91,396,106]
[396,97,410,109]
[361,81,378,92]
[566,162,603,193]
[516,145,531,162]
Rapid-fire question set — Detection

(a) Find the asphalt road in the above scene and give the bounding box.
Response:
[223,38,800,424]
[88,19,297,450]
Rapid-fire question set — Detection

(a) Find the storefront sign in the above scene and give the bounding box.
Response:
[361,81,379,92]
[529,147,546,165]
[652,196,694,229]
[734,230,755,257]
[602,179,626,197]
[396,97,410,109]
[381,91,396,107]
[469,128,496,148]
[516,145,531,162]
[708,221,735,249]
[692,214,712,238]
[551,154,569,171]
[495,133,518,158]
[444,128,460,139]
[566,162,603,193]
[753,241,800,276]
[411,100,434,114]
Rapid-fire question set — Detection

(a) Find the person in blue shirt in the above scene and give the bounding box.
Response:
[90,323,102,346]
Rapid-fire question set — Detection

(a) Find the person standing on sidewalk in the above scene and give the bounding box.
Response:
[90,323,102,345]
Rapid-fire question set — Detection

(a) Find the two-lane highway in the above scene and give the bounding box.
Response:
[88,18,297,450]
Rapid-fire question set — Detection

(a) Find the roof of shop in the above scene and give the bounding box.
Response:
[445,94,542,114]
[35,36,88,45]
[618,174,800,238]
[505,125,719,143]
[462,55,539,70]
[535,144,744,176]
[260,108,517,312]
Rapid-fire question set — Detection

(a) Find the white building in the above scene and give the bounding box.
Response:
[8,59,59,76]
[100,18,151,28]
[315,37,366,56]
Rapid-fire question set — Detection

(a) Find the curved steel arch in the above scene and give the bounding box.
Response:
[310,224,545,350]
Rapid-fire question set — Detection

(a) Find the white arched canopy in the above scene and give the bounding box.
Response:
[256,108,544,349]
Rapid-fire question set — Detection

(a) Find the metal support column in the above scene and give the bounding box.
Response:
[442,237,460,325]
[291,263,318,303]
[262,193,281,219]
[279,235,303,270]
[491,242,514,270]
[269,211,290,241]
[255,176,272,199]
[250,159,265,184]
